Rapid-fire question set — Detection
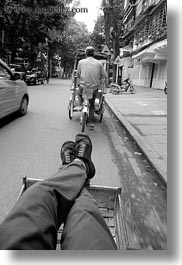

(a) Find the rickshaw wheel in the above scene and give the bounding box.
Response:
[81,112,87,132]
[99,114,103,123]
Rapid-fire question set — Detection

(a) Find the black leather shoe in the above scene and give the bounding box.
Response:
[75,133,95,179]
[60,141,76,165]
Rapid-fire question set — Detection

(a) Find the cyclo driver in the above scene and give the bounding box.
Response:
[77,46,107,129]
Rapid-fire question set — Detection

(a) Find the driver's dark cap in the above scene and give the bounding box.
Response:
[85,46,95,56]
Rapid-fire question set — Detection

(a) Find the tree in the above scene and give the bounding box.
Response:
[0,0,75,63]
[102,0,124,81]
[90,15,105,52]
[60,18,90,77]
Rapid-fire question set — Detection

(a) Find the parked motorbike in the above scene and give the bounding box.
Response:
[164,81,167,95]
[110,78,136,95]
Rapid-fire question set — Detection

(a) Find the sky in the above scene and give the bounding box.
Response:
[74,0,103,32]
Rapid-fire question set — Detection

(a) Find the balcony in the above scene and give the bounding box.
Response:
[123,0,137,23]
[142,0,160,14]
[121,22,135,41]
[136,0,160,18]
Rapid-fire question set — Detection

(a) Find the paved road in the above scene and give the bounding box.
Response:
[0,79,167,249]
[0,79,121,222]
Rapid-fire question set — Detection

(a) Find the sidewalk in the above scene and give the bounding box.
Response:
[105,85,167,184]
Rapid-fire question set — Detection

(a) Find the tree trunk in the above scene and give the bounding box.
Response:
[112,18,120,83]
[103,9,111,47]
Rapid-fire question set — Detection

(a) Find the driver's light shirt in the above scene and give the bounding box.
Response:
[77,57,107,89]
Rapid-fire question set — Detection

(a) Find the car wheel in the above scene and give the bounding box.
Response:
[19,96,28,116]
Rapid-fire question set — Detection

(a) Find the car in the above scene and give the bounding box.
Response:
[0,59,29,119]
[25,68,45,85]
[9,64,26,81]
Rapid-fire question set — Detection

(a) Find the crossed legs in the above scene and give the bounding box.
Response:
[0,134,117,250]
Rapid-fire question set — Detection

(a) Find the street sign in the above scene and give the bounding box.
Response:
[102,45,111,55]
[114,55,121,64]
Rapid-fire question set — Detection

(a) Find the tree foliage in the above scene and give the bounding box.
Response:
[102,0,124,53]
[0,0,77,63]
[60,17,90,75]
[90,15,105,52]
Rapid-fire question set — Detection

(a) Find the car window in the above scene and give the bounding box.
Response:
[15,65,24,72]
[0,65,11,79]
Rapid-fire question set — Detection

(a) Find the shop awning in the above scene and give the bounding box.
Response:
[132,47,155,60]
[132,39,167,63]
[152,39,167,55]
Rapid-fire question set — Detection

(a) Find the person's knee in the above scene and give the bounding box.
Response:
[61,191,117,249]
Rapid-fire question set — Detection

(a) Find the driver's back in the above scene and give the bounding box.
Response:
[77,57,107,89]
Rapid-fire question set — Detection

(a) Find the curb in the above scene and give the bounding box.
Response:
[105,97,167,186]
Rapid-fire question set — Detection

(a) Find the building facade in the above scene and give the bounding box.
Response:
[118,0,167,89]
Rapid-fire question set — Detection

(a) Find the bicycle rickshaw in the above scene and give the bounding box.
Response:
[68,49,108,132]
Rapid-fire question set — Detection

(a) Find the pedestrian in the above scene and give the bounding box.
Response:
[77,46,108,129]
[0,133,117,250]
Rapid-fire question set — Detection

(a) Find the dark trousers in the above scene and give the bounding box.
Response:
[0,160,117,250]
[89,90,98,123]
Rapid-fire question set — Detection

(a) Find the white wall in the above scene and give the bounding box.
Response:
[132,59,167,89]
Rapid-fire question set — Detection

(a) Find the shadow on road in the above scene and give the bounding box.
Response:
[0,113,19,128]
